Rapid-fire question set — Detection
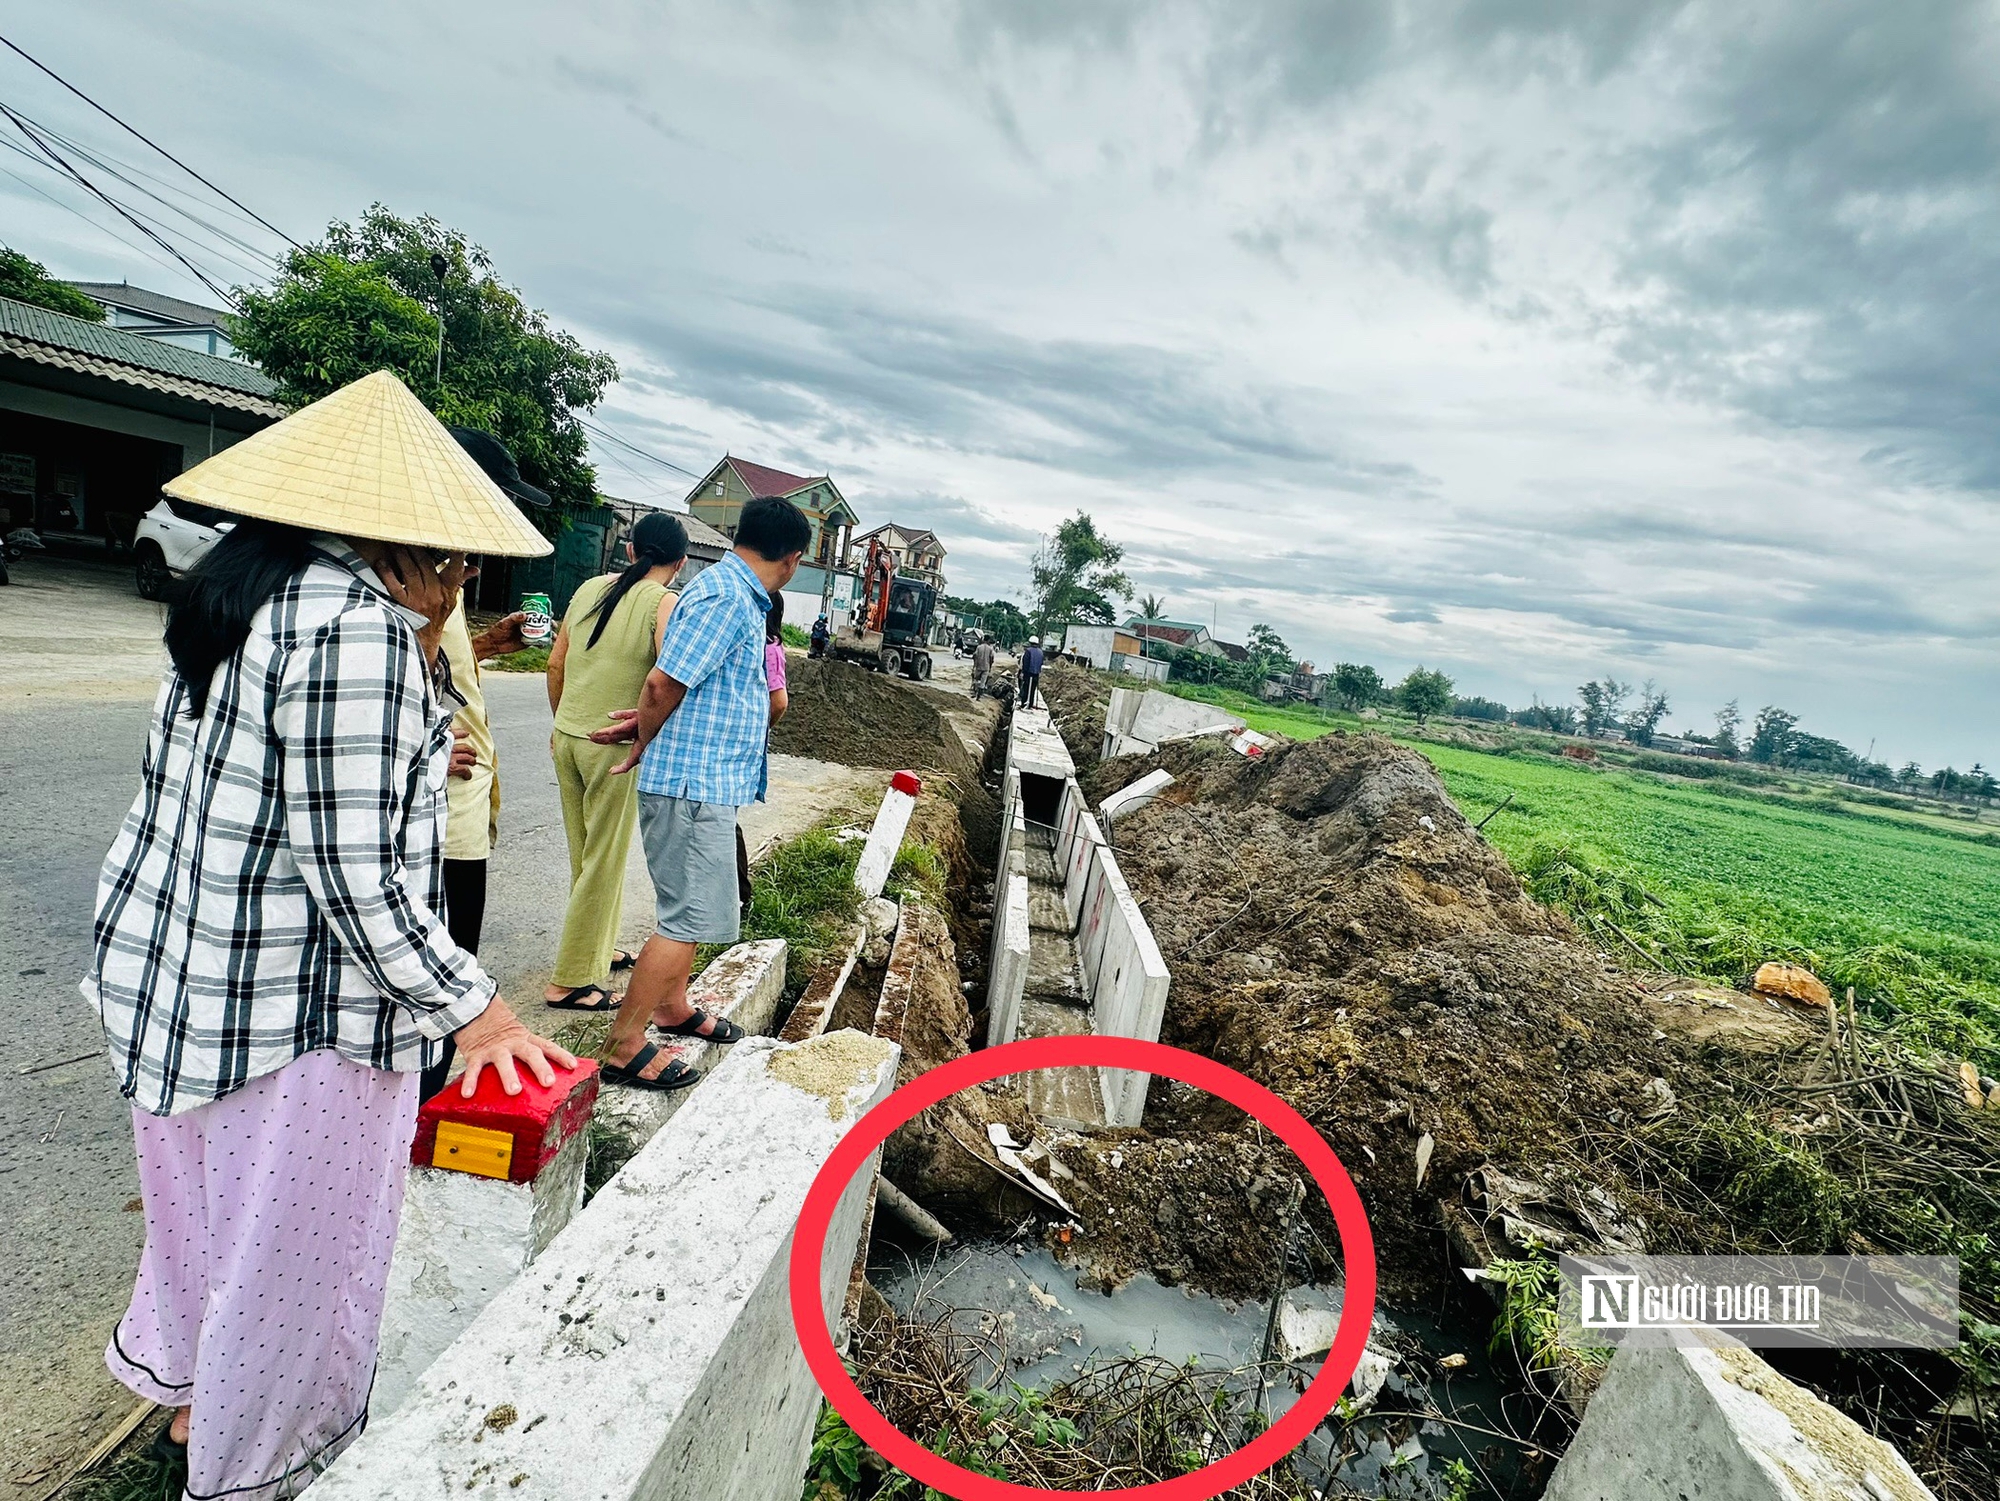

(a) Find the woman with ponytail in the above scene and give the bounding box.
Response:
[541,510,688,1009]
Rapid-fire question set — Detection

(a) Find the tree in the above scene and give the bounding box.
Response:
[1747,705,1800,764]
[1897,760,1924,793]
[1623,679,1671,747]
[1247,623,1294,676]
[1453,695,1510,722]
[1576,677,1631,738]
[1136,593,1168,621]
[232,205,618,507]
[1713,699,1743,759]
[944,595,1030,646]
[1513,697,1579,734]
[1395,666,1455,726]
[1330,662,1385,710]
[1028,512,1131,633]
[0,246,106,321]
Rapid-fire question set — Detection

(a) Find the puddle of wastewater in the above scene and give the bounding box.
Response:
[870,1241,1542,1499]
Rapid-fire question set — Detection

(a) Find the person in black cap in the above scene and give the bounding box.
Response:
[415,427,552,1101]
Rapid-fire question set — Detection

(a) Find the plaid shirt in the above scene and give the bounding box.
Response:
[636,550,772,806]
[82,539,495,1117]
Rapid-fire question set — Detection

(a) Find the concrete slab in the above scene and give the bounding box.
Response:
[1027,881,1071,934]
[1015,999,1104,1129]
[313,1032,900,1501]
[1024,934,1087,1004]
[1543,1338,1936,1501]
[1024,841,1064,886]
[779,923,866,1044]
[592,938,787,1162]
[1008,721,1075,784]
[1099,769,1174,831]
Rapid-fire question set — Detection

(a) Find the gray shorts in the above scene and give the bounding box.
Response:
[637,794,741,945]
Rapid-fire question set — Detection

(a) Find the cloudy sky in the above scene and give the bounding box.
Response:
[8,2,1998,766]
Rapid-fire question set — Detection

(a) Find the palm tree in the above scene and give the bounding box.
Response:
[1134,593,1167,655]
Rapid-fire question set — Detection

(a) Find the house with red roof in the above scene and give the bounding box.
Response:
[684,455,860,575]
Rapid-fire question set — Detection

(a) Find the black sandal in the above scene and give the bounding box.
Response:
[610,950,639,972]
[600,1041,699,1092]
[655,1007,746,1044]
[546,984,618,1012]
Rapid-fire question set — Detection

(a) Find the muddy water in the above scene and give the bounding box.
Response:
[872,1241,1537,1498]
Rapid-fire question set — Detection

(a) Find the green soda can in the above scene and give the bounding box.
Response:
[520,591,554,647]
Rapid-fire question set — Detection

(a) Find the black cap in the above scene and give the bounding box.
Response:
[448,427,551,509]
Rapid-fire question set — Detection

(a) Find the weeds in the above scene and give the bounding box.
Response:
[483,645,550,672]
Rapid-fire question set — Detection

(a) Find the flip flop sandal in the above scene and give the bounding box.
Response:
[546,984,618,1012]
[655,1007,746,1044]
[600,1041,699,1092]
[149,1422,186,1461]
[610,950,639,972]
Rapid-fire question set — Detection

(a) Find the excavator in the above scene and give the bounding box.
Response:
[828,536,939,679]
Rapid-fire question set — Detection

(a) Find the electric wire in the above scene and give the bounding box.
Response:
[0,31,301,249]
[0,99,236,305]
[577,414,702,479]
[0,129,273,284]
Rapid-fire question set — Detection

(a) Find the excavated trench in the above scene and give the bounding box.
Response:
[796,669,1549,1497]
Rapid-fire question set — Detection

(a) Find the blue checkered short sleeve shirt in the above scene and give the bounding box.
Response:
[636,551,773,806]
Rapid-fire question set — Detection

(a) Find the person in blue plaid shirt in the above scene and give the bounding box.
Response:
[591,497,811,1089]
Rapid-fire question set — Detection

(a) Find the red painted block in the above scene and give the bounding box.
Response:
[411,1058,600,1185]
[891,770,922,798]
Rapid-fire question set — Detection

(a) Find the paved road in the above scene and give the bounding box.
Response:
[0,557,887,1494]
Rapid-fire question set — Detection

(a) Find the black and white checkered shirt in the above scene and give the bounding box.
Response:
[83,538,496,1117]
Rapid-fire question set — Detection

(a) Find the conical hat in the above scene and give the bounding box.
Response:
[164,370,553,557]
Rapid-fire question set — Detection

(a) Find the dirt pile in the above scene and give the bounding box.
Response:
[775,653,1000,862]
[1036,660,1107,771]
[1058,727,1694,1303]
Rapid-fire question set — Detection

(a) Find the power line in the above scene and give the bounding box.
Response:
[0,100,236,305]
[0,129,274,284]
[578,414,702,480]
[0,31,300,249]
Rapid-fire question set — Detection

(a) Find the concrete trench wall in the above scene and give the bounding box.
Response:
[317,1033,900,1501]
[994,712,1171,1127]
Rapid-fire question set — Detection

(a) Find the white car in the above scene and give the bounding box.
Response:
[133,497,231,599]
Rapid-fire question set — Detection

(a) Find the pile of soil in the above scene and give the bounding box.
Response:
[1049,717,1708,1304]
[775,654,1000,863]
[1036,660,1106,771]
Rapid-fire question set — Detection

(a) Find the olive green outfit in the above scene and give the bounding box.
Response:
[550,573,672,986]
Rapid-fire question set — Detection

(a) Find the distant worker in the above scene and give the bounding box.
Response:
[1019,635,1045,709]
[540,512,687,1014]
[970,635,995,699]
[809,612,830,658]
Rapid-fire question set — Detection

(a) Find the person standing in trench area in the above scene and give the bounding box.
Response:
[1019,634,1046,709]
[587,496,811,1089]
[81,371,572,1494]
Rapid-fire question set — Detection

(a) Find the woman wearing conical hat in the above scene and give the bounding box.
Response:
[79,371,575,1495]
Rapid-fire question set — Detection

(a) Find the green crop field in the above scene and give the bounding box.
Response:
[1147,680,2000,1065]
[1421,742,2000,1067]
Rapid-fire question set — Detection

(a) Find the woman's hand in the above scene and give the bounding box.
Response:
[452,998,578,1097]
[449,724,476,779]
[370,545,471,665]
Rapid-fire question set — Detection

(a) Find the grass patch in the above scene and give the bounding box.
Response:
[60,1430,184,1501]
[485,645,549,673]
[782,622,811,649]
